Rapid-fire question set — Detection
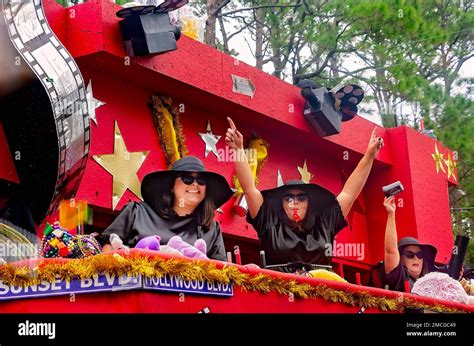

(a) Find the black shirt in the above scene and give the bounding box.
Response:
[381,260,440,292]
[381,262,418,292]
[381,250,437,292]
[102,201,226,261]
[247,198,348,269]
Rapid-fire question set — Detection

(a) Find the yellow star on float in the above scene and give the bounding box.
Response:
[431,144,446,174]
[297,159,314,183]
[444,153,457,181]
[93,122,149,210]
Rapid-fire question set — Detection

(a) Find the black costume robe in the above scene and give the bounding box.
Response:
[247,199,348,271]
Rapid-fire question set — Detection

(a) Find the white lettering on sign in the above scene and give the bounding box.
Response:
[143,275,233,297]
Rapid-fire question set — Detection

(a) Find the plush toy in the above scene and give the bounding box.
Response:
[159,245,185,256]
[167,236,208,260]
[135,235,161,251]
[308,269,347,283]
[412,272,469,305]
[109,233,129,250]
[133,235,208,259]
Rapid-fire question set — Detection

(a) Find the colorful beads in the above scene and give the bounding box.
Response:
[49,238,59,248]
[43,224,54,236]
[59,246,69,257]
[40,222,102,259]
[52,229,64,238]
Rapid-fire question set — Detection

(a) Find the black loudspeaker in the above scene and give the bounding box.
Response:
[117,6,182,57]
[448,234,470,279]
[297,79,362,137]
[301,85,342,137]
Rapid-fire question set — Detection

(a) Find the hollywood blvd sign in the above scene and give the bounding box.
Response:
[0,273,233,301]
[142,274,233,297]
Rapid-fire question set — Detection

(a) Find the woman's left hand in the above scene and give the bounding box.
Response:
[366,127,384,158]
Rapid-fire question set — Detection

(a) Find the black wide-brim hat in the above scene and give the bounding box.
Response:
[261,180,337,212]
[398,237,437,266]
[141,156,233,209]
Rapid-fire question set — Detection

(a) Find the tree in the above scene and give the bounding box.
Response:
[203,0,231,48]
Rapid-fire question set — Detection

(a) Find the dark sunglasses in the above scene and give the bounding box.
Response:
[179,174,207,186]
[283,193,308,203]
[403,251,423,259]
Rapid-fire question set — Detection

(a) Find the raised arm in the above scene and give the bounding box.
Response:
[225,117,264,218]
[336,127,384,217]
[383,196,400,274]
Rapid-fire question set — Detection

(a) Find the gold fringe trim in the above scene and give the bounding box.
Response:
[148,96,188,168]
[0,254,465,313]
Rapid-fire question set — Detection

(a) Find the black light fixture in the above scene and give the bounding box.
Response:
[116,0,188,57]
[297,80,363,137]
[448,234,470,280]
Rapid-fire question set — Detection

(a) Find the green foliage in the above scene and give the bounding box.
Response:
[55,0,69,7]
[115,0,136,5]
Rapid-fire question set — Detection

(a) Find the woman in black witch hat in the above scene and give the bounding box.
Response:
[101,156,234,261]
[225,117,384,270]
[382,196,437,292]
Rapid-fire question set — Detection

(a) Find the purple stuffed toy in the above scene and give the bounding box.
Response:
[135,235,161,251]
[134,235,208,259]
[167,236,208,259]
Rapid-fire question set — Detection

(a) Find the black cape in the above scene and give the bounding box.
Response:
[247,198,348,271]
[103,201,226,261]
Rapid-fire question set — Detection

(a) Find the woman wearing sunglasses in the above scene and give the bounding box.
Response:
[101,156,234,261]
[225,117,384,271]
[382,196,437,291]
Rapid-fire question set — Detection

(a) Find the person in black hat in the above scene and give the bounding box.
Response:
[381,196,437,292]
[100,156,234,261]
[225,117,384,271]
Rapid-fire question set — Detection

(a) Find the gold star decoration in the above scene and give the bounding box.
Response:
[198,121,221,158]
[93,121,149,210]
[444,153,457,181]
[431,144,446,174]
[297,159,314,184]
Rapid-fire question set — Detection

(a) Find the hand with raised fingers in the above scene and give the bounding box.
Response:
[366,127,384,158]
[225,117,244,150]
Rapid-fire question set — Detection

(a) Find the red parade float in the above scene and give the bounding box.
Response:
[0,0,471,313]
